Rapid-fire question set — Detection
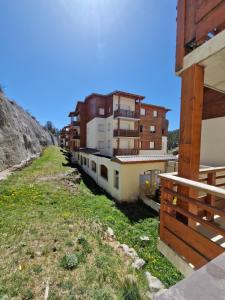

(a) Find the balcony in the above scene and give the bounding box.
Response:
[113,148,139,156]
[159,166,225,270]
[176,0,225,71]
[72,121,80,126]
[114,109,140,119]
[114,129,139,137]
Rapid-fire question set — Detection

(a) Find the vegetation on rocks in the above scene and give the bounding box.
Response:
[0,147,182,299]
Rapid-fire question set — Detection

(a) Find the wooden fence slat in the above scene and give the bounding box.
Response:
[196,0,224,23]
[164,187,225,219]
[161,227,208,268]
[164,202,225,237]
[196,2,225,43]
[164,213,224,260]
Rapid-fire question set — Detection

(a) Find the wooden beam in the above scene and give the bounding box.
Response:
[176,0,186,72]
[178,64,204,223]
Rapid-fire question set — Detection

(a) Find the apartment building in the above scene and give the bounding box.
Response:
[68,90,170,157]
[60,90,175,203]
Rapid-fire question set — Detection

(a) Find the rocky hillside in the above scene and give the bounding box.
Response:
[0,91,57,171]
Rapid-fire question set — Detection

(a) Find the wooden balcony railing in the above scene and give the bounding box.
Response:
[114,129,139,137]
[114,109,140,119]
[159,166,225,269]
[176,0,225,71]
[113,148,139,156]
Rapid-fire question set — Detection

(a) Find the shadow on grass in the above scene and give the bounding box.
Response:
[61,151,158,222]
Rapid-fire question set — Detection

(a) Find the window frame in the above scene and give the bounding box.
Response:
[100,164,108,181]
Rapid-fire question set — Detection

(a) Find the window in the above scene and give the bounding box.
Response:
[98,141,104,149]
[99,108,105,115]
[140,125,143,132]
[87,158,89,168]
[141,108,146,116]
[150,125,156,133]
[100,165,108,181]
[84,157,87,165]
[91,161,97,172]
[150,141,155,149]
[153,110,158,117]
[114,170,119,189]
[98,124,105,132]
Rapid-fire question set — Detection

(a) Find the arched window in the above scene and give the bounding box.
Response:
[100,165,108,181]
[91,161,97,173]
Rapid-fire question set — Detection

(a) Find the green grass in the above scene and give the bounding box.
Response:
[0,146,182,299]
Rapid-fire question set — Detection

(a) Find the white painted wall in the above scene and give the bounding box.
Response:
[200,117,225,167]
[86,116,114,156]
[113,95,135,112]
[77,152,167,202]
[78,153,122,200]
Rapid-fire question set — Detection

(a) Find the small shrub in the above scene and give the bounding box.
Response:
[122,277,141,300]
[77,235,92,254]
[60,254,79,270]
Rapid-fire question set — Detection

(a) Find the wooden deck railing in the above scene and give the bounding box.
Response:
[176,0,225,71]
[114,129,139,137]
[114,109,140,119]
[159,166,225,269]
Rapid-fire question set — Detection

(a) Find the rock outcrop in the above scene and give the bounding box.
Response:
[0,92,57,171]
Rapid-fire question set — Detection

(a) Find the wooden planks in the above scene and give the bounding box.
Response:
[196,1,225,43]
[196,0,224,23]
[203,87,225,120]
[185,0,197,44]
[161,227,208,268]
[176,0,186,72]
[163,213,224,261]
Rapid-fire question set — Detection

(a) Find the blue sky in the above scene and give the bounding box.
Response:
[0,0,181,130]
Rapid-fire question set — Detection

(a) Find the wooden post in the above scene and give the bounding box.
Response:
[160,179,174,240]
[205,172,216,221]
[175,0,186,72]
[178,64,204,225]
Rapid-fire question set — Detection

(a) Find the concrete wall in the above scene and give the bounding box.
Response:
[201,117,225,167]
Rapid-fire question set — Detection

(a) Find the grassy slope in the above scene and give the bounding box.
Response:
[0,147,182,299]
